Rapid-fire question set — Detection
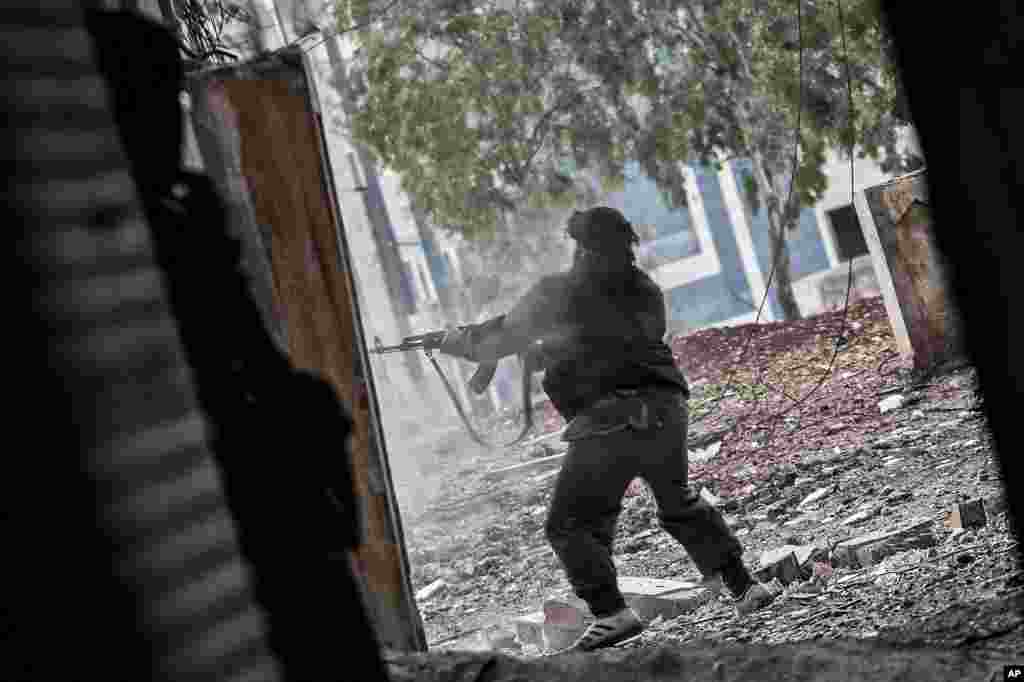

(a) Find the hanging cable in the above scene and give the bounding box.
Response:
[690,0,864,435]
[690,0,806,425]
[752,0,859,425]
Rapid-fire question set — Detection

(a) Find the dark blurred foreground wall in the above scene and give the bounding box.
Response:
[881,0,1024,542]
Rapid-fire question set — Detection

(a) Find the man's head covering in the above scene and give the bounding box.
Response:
[567,207,639,254]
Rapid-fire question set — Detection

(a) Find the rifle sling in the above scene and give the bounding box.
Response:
[426,353,535,449]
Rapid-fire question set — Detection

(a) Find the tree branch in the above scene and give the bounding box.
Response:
[520,94,580,175]
[412,44,450,74]
[337,0,403,35]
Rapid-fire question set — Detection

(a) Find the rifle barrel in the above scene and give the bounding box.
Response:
[370,345,416,354]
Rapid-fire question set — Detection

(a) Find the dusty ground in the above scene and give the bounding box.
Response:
[388,296,1022,667]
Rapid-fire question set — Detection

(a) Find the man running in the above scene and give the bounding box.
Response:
[439,206,775,651]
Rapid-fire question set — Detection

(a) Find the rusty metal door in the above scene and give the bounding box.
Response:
[186,47,426,652]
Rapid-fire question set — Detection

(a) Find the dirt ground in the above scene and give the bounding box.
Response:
[387,296,1022,671]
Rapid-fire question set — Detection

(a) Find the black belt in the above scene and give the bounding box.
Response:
[564,386,682,441]
[592,385,682,407]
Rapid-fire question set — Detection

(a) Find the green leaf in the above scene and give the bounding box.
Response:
[341,0,901,263]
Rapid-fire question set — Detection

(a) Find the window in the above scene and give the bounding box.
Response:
[827,204,869,261]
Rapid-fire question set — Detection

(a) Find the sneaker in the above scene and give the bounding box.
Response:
[734,581,777,617]
[567,608,645,652]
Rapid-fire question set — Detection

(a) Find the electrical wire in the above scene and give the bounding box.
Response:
[690,0,864,435]
[751,0,859,425]
[690,0,807,425]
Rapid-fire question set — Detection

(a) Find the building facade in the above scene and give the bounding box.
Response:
[593,145,906,334]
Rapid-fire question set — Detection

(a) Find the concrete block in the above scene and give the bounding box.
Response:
[754,552,806,586]
[832,519,937,569]
[756,544,824,585]
[618,576,712,622]
[943,499,987,530]
[626,587,713,622]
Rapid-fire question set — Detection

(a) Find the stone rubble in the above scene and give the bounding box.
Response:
[388,297,1020,656]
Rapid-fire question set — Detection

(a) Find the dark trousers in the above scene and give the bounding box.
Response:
[544,397,744,617]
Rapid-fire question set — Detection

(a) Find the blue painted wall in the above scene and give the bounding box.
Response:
[663,163,759,328]
[603,162,701,263]
[729,159,831,319]
[419,229,450,291]
[730,159,830,281]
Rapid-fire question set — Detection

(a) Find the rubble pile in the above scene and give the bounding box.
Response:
[390,295,1020,656]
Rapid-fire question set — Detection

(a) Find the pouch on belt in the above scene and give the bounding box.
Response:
[562,390,672,442]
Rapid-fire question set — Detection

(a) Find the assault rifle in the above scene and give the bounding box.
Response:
[370,328,498,395]
[369,327,534,447]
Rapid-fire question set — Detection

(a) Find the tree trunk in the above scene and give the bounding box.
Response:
[767,218,802,321]
[702,21,803,322]
[748,149,803,321]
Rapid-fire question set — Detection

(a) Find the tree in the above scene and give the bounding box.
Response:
[338,0,919,320]
[152,0,257,62]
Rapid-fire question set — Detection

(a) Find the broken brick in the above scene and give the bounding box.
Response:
[812,561,834,582]
[832,519,937,569]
